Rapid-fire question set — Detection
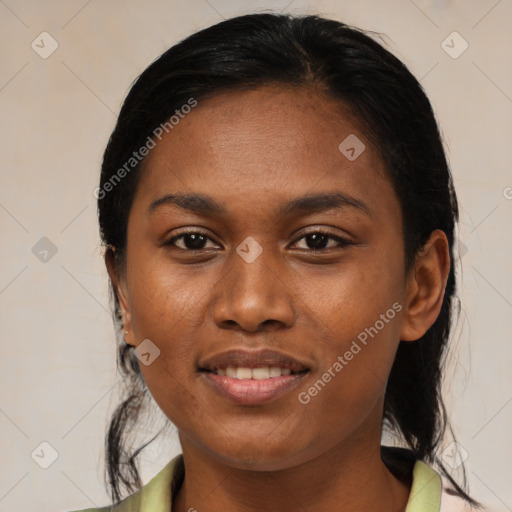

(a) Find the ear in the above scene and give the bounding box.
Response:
[105,247,135,346]
[400,229,451,342]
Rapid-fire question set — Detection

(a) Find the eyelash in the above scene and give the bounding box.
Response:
[163,229,353,252]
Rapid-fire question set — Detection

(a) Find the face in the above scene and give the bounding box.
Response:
[114,85,414,471]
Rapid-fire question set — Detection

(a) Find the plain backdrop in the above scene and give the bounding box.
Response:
[0,0,511,510]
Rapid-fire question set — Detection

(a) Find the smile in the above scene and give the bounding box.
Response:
[210,366,296,379]
[199,368,309,405]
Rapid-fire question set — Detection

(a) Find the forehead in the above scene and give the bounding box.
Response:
[133,84,395,219]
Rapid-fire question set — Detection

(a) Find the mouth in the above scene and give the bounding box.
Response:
[198,348,310,376]
[199,366,308,379]
[198,348,311,405]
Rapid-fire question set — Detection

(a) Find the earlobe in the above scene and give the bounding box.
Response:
[104,247,134,345]
[399,230,451,342]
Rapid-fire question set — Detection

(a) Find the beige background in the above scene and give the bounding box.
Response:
[0,0,511,510]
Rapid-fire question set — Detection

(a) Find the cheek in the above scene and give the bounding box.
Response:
[125,260,202,396]
[127,250,208,336]
[295,304,401,448]
[307,247,403,346]
[295,249,404,414]
[125,253,233,424]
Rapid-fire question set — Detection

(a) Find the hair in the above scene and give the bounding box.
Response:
[97,12,480,507]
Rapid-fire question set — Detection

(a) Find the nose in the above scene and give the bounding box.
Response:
[212,246,296,333]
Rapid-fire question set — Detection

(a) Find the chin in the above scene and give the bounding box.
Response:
[213,442,311,472]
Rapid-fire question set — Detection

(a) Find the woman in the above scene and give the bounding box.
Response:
[73,12,483,512]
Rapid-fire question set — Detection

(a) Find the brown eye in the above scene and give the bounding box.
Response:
[164,232,218,251]
[293,231,353,251]
[163,229,353,253]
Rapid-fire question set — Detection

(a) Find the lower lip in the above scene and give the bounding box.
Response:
[200,371,308,405]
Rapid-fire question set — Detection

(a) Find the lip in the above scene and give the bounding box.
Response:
[200,371,309,405]
[198,348,310,373]
[198,348,311,406]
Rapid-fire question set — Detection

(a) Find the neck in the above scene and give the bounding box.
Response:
[172,420,411,512]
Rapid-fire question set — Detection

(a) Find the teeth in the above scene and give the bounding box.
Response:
[252,367,270,380]
[236,367,252,379]
[270,366,283,377]
[217,366,295,379]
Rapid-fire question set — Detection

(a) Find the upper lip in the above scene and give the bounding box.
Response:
[199,348,310,373]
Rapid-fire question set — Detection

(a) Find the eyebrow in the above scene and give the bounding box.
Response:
[147,191,372,218]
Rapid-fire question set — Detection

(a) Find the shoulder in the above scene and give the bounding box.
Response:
[65,453,184,512]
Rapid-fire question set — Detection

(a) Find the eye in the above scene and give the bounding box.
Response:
[163,230,219,251]
[291,230,353,251]
[163,229,353,252]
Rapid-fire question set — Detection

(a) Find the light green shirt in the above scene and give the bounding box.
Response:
[70,454,455,512]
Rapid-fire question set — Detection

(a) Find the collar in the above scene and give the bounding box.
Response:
[83,453,442,511]
[405,460,442,512]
